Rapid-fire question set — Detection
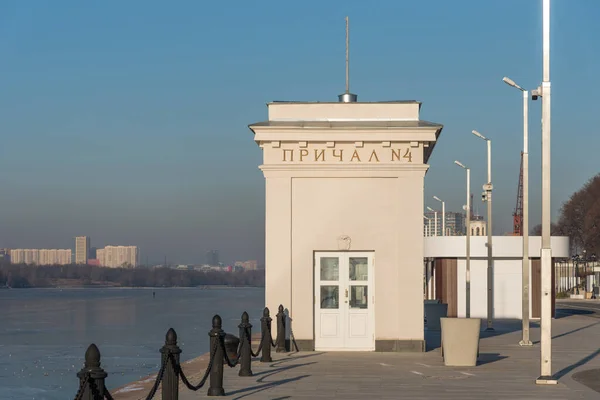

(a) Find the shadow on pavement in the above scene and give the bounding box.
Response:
[425,319,526,352]
[553,348,600,381]
[555,308,595,319]
[227,374,310,400]
[571,368,600,393]
[532,321,600,344]
[477,353,508,366]
[267,352,325,367]
[251,361,317,378]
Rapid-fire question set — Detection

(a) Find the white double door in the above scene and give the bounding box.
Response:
[314,252,374,351]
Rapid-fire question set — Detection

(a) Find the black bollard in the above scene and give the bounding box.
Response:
[276,304,287,353]
[260,307,273,363]
[160,328,182,400]
[208,315,225,396]
[238,311,253,376]
[76,344,108,400]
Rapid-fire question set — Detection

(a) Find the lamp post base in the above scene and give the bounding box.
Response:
[535,376,558,385]
[519,340,533,347]
[484,327,495,332]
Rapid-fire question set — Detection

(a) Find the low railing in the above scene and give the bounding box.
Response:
[74,305,290,399]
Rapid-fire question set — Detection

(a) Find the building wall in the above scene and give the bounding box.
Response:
[10,249,71,265]
[264,167,428,347]
[97,245,138,268]
[425,236,569,319]
[470,220,487,236]
[253,100,442,352]
[455,258,530,319]
[75,236,90,264]
[290,175,425,342]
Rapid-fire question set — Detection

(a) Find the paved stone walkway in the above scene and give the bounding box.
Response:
[118,304,600,399]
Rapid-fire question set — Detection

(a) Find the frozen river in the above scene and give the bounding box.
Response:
[0,287,265,400]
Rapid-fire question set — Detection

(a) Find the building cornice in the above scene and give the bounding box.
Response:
[251,129,439,143]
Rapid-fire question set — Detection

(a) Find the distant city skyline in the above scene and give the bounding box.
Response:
[1,1,598,264]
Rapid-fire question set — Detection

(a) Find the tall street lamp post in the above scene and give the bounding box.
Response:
[427,207,438,236]
[433,196,445,236]
[424,215,431,237]
[503,76,533,347]
[455,160,471,318]
[424,215,433,299]
[472,129,494,331]
[536,0,554,385]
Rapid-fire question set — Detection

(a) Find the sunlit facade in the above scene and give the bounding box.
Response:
[10,249,72,265]
[97,245,138,268]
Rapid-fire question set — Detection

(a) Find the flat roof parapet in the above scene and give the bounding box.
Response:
[267,101,422,122]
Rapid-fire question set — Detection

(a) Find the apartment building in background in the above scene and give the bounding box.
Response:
[75,236,90,264]
[205,250,219,266]
[10,249,72,265]
[424,211,467,236]
[0,249,9,263]
[234,260,258,270]
[97,245,138,268]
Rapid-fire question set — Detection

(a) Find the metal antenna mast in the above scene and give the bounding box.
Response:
[339,16,357,102]
[345,16,349,93]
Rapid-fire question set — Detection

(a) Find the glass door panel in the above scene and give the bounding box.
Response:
[349,257,368,281]
[349,285,368,309]
[320,257,339,281]
[320,285,339,309]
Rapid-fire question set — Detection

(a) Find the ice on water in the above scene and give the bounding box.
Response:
[0,287,264,400]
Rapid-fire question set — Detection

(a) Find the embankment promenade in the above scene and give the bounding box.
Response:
[107,303,600,399]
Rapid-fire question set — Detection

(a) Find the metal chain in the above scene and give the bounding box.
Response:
[268,321,277,347]
[177,336,217,391]
[289,327,299,352]
[236,329,244,360]
[86,376,105,400]
[143,353,169,400]
[74,373,90,400]
[76,322,274,400]
[250,328,264,357]
[222,332,240,368]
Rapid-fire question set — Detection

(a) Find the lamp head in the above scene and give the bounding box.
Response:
[503,76,524,91]
[433,195,442,202]
[472,130,487,140]
[427,206,434,212]
[454,160,466,169]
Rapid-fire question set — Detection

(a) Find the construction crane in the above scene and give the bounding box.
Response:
[512,152,524,235]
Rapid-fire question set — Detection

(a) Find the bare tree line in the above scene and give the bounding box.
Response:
[531,173,600,255]
[0,263,265,288]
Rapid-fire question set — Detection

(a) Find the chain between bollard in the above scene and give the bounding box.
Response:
[74,373,90,400]
[88,374,112,400]
[143,356,168,400]
[177,336,218,391]
[250,327,264,358]
[74,310,290,400]
[222,328,243,368]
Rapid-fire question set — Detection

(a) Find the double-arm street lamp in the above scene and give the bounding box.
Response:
[455,160,471,318]
[503,75,533,347]
[471,129,494,331]
[433,196,445,236]
[426,207,438,236]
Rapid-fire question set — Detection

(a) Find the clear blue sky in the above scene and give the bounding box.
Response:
[0,0,598,265]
